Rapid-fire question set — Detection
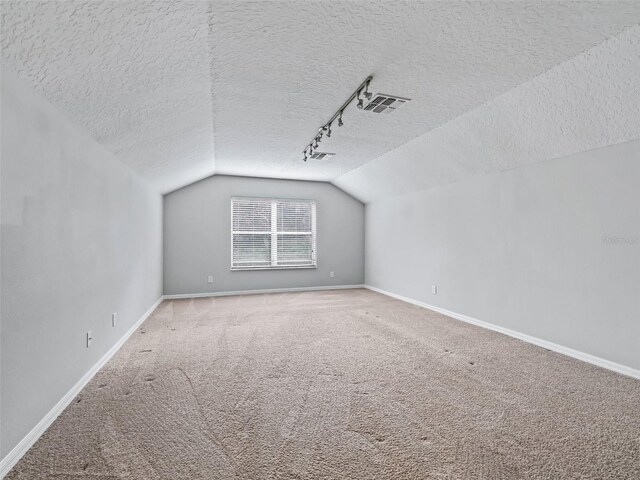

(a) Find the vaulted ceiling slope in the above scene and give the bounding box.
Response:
[2,1,640,197]
[1,1,214,194]
[335,24,640,203]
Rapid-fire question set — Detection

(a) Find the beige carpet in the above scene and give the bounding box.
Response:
[8,289,639,479]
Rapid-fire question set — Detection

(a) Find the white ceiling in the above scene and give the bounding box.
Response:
[1,1,215,194]
[2,1,640,197]
[335,24,640,202]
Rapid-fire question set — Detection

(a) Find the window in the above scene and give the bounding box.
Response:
[231,197,316,270]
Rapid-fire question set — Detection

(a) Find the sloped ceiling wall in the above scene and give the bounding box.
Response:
[1,1,215,194]
[334,25,640,203]
[2,1,639,197]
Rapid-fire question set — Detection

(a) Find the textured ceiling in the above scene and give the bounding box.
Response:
[335,25,640,203]
[1,0,215,193]
[2,1,640,196]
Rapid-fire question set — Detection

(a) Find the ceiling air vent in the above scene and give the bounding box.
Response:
[363,93,411,114]
[309,152,335,160]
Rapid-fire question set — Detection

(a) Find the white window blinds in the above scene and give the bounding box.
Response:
[231,197,316,270]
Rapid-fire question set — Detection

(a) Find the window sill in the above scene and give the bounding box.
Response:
[231,265,317,272]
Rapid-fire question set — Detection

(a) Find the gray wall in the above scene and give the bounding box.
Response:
[365,140,640,370]
[163,175,364,295]
[0,66,163,458]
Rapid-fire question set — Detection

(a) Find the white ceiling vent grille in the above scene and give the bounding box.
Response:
[309,152,335,160]
[364,94,411,114]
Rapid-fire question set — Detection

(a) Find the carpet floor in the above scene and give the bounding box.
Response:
[8,289,639,479]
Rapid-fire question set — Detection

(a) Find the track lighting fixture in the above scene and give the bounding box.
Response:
[301,75,372,161]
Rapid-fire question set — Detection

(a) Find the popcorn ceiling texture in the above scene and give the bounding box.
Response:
[334,24,640,203]
[2,1,640,195]
[6,290,640,479]
[1,0,215,193]
[206,1,640,187]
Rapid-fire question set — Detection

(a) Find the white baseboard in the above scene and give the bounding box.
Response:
[365,285,640,380]
[0,285,367,475]
[6,283,633,476]
[0,296,164,478]
[163,284,365,299]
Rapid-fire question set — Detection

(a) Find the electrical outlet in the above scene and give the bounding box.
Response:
[207,275,214,284]
[112,312,117,327]
[330,271,335,278]
[431,285,437,294]
[86,331,93,348]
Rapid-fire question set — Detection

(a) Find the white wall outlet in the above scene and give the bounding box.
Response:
[207,275,214,284]
[86,331,93,348]
[330,271,335,278]
[431,285,437,294]
[112,312,117,327]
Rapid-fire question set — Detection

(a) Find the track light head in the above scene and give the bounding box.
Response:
[357,98,364,109]
[363,80,372,100]
[338,111,344,127]
[326,123,332,137]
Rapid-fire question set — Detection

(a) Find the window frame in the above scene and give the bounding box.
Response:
[230,196,317,271]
